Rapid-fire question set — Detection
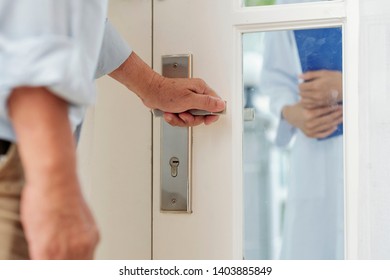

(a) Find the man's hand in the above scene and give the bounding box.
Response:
[299,70,343,108]
[21,177,99,259]
[282,102,343,139]
[109,52,225,127]
[146,76,225,126]
[8,87,99,259]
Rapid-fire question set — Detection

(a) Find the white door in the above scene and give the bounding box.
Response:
[153,0,242,260]
[152,0,360,260]
[78,0,153,259]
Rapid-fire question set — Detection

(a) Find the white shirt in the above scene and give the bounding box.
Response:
[0,0,132,141]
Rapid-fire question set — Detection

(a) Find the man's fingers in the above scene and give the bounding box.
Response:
[164,113,187,126]
[190,78,219,97]
[203,84,220,98]
[164,112,206,127]
[189,78,208,95]
[178,113,205,126]
[184,94,225,112]
[188,79,224,110]
[204,115,219,125]
[188,94,226,113]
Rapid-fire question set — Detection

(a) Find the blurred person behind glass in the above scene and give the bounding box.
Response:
[260,0,344,259]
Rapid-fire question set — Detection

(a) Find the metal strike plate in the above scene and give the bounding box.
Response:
[160,54,192,213]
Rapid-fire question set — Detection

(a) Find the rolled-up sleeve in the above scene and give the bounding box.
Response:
[0,0,108,141]
[95,20,132,79]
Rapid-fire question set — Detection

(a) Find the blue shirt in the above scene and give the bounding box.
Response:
[0,0,132,141]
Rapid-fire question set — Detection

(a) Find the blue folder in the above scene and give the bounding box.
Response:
[294,27,343,140]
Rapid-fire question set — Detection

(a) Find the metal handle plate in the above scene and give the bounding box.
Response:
[160,54,192,213]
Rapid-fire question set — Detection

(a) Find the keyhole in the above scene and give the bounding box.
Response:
[169,157,180,177]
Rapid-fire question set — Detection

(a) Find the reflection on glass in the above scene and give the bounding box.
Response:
[243,27,344,260]
[244,0,335,7]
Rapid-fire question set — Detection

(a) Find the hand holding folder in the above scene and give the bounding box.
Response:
[294,27,343,140]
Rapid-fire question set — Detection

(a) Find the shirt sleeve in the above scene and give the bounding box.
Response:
[95,20,133,79]
[0,1,108,141]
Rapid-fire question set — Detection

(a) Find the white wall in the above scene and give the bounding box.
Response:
[358,0,390,259]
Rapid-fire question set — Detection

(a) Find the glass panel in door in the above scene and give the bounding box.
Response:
[243,27,344,260]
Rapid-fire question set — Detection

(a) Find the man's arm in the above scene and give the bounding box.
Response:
[96,21,225,127]
[109,52,226,127]
[8,87,99,259]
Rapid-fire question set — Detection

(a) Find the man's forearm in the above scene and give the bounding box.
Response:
[8,87,77,186]
[109,52,159,107]
[8,87,99,259]
[108,52,225,124]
